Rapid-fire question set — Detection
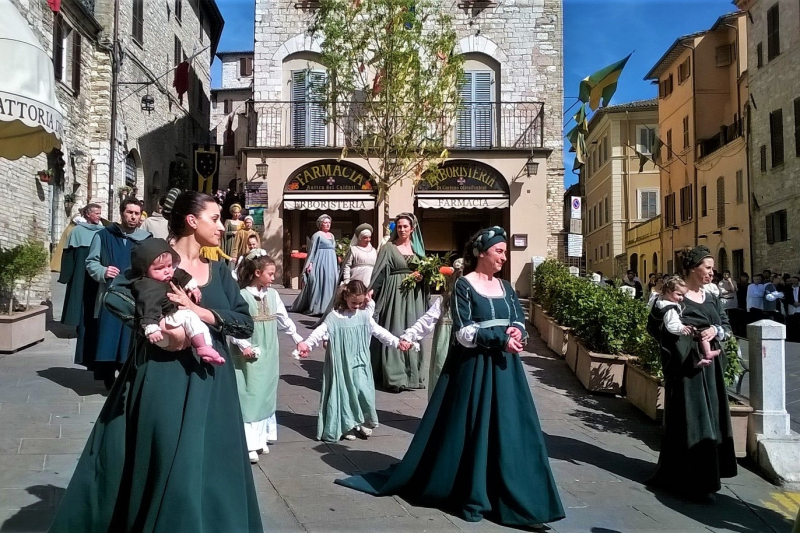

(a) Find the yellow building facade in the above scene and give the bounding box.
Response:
[646,12,751,275]
[581,99,660,279]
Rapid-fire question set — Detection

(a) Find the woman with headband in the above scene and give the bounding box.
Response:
[368,212,429,392]
[291,214,339,315]
[342,223,377,286]
[646,245,737,502]
[231,215,260,265]
[338,226,565,529]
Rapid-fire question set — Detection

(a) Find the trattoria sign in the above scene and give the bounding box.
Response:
[285,160,377,192]
[0,93,63,137]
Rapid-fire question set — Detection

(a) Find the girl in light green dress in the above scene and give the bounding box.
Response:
[297,280,414,442]
[229,250,304,463]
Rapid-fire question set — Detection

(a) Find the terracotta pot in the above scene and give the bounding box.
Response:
[624,360,664,421]
[565,334,579,371]
[729,399,753,459]
[575,341,627,394]
[0,305,47,353]
[546,317,568,358]
[37,172,52,183]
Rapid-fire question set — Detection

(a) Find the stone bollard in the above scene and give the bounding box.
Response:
[746,320,800,486]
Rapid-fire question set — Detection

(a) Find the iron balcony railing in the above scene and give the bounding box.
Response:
[696,119,743,160]
[245,100,545,150]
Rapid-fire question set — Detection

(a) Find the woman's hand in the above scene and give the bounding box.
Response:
[699,327,717,343]
[505,336,524,354]
[297,342,310,358]
[158,318,192,351]
[506,327,522,342]
[167,282,197,312]
[242,347,256,359]
[305,262,313,274]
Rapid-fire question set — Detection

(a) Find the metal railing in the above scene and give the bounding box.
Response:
[626,215,662,246]
[245,100,545,150]
[696,119,743,159]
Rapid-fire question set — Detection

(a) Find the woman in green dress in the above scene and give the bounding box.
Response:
[646,245,737,501]
[229,250,304,463]
[337,227,565,529]
[369,212,429,391]
[49,192,263,533]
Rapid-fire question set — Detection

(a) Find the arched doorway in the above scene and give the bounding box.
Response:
[629,253,638,274]
[718,248,729,273]
[652,252,658,273]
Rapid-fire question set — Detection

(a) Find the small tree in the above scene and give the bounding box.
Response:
[0,241,49,314]
[311,0,464,232]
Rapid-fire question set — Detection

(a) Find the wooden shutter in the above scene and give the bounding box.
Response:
[756,43,763,68]
[779,210,788,241]
[291,71,307,146]
[240,57,253,77]
[291,70,327,147]
[71,32,81,95]
[716,176,725,227]
[794,97,800,157]
[760,144,767,171]
[766,213,775,244]
[307,71,327,147]
[457,71,493,148]
[701,185,707,217]
[132,0,144,43]
[767,4,780,60]
[770,109,783,167]
[53,15,63,80]
[736,169,744,203]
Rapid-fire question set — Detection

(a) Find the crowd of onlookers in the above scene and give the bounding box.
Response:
[590,268,800,342]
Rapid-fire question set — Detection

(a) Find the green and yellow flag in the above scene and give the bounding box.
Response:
[578,53,632,111]
[566,122,587,171]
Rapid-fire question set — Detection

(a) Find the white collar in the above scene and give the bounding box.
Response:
[245,286,269,299]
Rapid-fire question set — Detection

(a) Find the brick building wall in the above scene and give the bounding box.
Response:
[252,0,565,258]
[739,0,800,274]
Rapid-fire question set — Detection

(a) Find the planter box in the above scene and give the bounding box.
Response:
[566,334,579,372]
[529,301,537,325]
[576,341,627,394]
[0,305,47,353]
[533,304,545,333]
[625,360,664,421]
[546,318,568,358]
[729,400,753,459]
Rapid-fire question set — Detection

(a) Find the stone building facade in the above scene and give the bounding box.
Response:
[210,50,253,189]
[736,0,800,274]
[0,0,222,304]
[242,0,564,296]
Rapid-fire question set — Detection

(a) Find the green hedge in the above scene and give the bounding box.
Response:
[532,259,739,385]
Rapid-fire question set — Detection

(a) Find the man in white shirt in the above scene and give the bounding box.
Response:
[746,274,766,312]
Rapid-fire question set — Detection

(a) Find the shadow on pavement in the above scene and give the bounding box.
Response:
[37,367,108,397]
[0,484,65,532]
[276,409,317,439]
[521,336,662,451]
[44,303,75,340]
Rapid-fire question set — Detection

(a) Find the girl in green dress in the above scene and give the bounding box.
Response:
[369,212,429,391]
[49,191,262,533]
[399,258,464,399]
[336,227,565,529]
[297,280,413,442]
[229,250,304,463]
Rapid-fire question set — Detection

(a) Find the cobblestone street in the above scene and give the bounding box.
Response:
[0,278,797,532]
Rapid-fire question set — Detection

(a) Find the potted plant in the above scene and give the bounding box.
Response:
[625,334,665,421]
[335,236,351,264]
[63,193,77,215]
[117,185,133,200]
[37,169,53,183]
[723,339,750,458]
[0,241,49,353]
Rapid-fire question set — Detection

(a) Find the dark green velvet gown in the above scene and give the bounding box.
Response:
[337,277,565,527]
[648,289,737,497]
[49,261,263,533]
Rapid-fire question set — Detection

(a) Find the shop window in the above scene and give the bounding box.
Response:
[291,69,327,147]
[456,70,494,148]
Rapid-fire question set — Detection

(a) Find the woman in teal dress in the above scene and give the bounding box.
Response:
[337,227,565,529]
[291,214,339,315]
[49,192,263,533]
[647,246,737,501]
[369,212,429,392]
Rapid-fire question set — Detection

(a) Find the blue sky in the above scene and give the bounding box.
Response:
[210,0,737,187]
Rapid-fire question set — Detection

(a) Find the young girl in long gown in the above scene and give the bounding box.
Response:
[297,280,415,442]
[229,250,304,463]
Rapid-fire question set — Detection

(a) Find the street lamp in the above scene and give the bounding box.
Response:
[525,157,539,177]
[256,156,269,180]
[141,94,155,114]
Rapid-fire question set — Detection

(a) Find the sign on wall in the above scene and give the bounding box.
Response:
[569,219,582,234]
[570,196,582,220]
[417,160,509,194]
[567,234,583,258]
[285,160,376,192]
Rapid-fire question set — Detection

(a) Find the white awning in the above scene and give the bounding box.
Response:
[417,194,509,209]
[283,193,375,211]
[0,0,65,160]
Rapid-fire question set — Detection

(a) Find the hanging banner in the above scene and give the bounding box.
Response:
[193,144,220,194]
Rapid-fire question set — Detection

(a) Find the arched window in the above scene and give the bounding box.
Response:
[456,53,500,148]
[630,253,638,273]
[719,248,728,273]
[283,52,327,147]
[125,152,138,187]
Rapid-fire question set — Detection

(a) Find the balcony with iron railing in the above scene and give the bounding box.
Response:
[696,118,743,160]
[626,215,662,246]
[245,100,545,150]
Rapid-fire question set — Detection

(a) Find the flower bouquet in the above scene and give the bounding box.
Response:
[400,253,452,293]
[335,236,351,261]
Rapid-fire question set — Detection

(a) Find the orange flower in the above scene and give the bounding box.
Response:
[439,266,454,276]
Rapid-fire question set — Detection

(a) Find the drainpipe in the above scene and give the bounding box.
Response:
[107,0,120,216]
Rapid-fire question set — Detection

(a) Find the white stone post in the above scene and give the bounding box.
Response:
[746,319,800,485]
